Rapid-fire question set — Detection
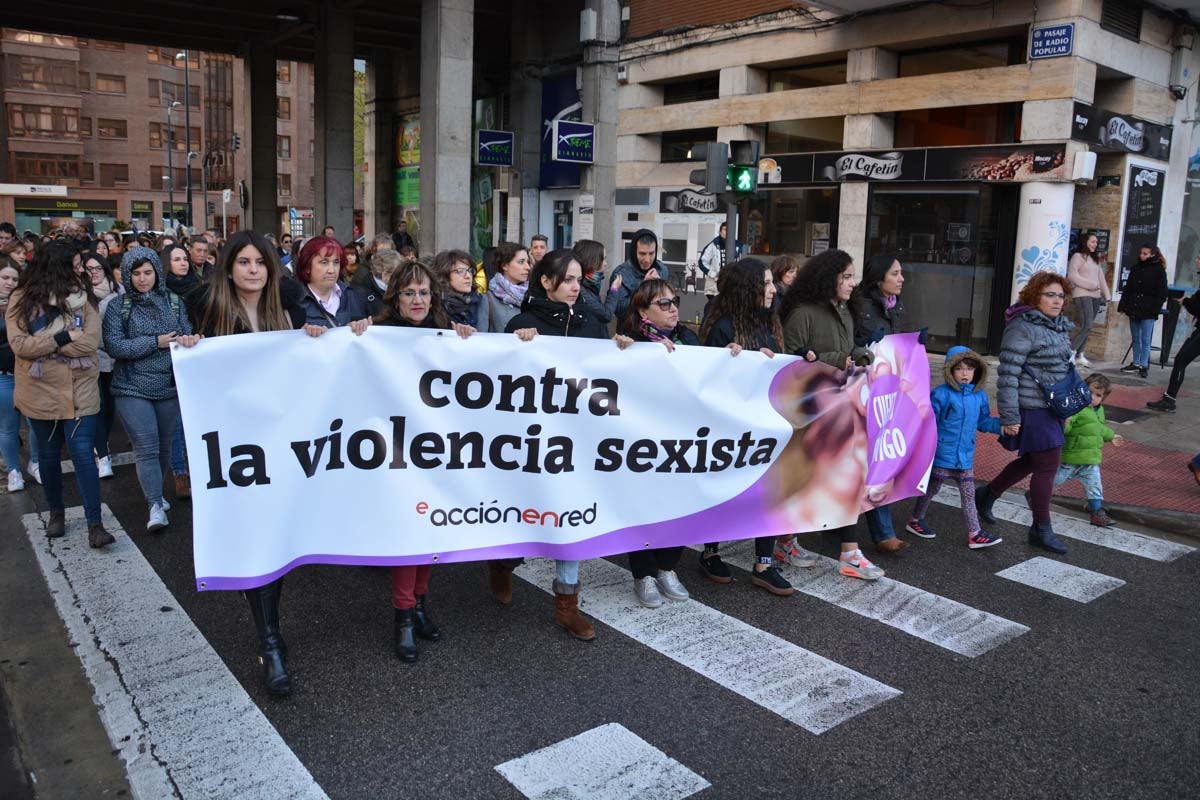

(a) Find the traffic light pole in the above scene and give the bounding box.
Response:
[725,198,738,266]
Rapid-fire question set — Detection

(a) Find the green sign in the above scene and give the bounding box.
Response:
[729,165,757,193]
[395,166,420,206]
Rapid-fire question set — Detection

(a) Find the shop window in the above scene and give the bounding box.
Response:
[765,117,843,154]
[768,62,847,91]
[95,74,126,94]
[661,128,718,163]
[661,74,719,106]
[81,162,95,183]
[5,56,79,93]
[277,97,292,120]
[280,174,293,196]
[894,103,1021,148]
[747,187,839,258]
[11,152,81,183]
[660,223,689,264]
[99,163,129,187]
[897,40,1023,78]
[277,62,292,82]
[1101,0,1142,41]
[97,118,128,139]
[7,105,80,138]
[277,135,292,159]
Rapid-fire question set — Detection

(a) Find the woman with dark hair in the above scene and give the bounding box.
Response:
[1117,245,1168,379]
[778,249,884,580]
[1,260,40,491]
[342,241,364,281]
[373,259,474,662]
[495,248,633,639]
[695,257,799,595]
[572,238,616,326]
[161,242,200,499]
[432,249,489,331]
[483,241,532,333]
[770,255,800,311]
[83,250,120,479]
[976,270,1075,554]
[5,239,112,548]
[1,239,28,271]
[1066,233,1110,367]
[293,236,370,330]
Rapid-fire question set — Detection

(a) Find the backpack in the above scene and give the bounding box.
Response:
[120,290,183,333]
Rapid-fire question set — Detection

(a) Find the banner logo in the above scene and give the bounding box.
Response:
[824,152,904,180]
[1101,117,1145,152]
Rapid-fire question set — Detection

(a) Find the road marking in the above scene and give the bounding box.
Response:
[59,450,136,474]
[22,505,327,800]
[710,541,1029,657]
[495,723,710,800]
[933,487,1195,563]
[513,558,900,734]
[996,557,1126,603]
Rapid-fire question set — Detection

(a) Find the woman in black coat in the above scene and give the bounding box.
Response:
[1118,245,1169,378]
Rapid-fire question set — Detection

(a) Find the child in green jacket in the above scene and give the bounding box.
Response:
[1054,373,1124,527]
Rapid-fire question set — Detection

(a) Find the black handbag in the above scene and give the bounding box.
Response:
[1022,363,1092,420]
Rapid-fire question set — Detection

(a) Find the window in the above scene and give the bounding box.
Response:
[95,74,126,94]
[7,105,80,138]
[662,75,719,106]
[149,79,201,107]
[97,118,128,139]
[5,56,78,92]
[310,175,315,189]
[149,123,201,150]
[277,97,291,119]
[769,62,847,92]
[81,162,95,182]
[279,173,292,196]
[79,71,90,91]
[277,135,291,159]
[277,62,291,82]
[897,40,1023,78]
[894,103,1021,148]
[765,118,844,154]
[95,40,124,51]
[77,38,89,47]
[99,163,129,187]
[10,152,81,183]
[4,30,74,47]
[660,128,718,163]
[1101,0,1142,41]
[151,167,201,190]
[80,117,92,137]
[147,48,196,67]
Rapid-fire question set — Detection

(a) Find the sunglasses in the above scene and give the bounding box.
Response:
[651,297,681,310]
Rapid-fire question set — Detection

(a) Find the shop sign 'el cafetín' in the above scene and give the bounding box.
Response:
[1070,103,1172,161]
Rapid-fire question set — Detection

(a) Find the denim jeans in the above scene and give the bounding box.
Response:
[1054,463,1103,511]
[1129,317,1156,368]
[555,559,580,585]
[114,395,180,507]
[864,505,897,543]
[170,416,188,475]
[0,374,32,472]
[29,416,102,523]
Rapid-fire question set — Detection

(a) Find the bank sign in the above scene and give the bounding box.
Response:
[1030,24,1074,59]
[551,120,595,164]
[475,129,514,167]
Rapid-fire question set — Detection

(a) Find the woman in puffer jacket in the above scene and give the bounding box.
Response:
[976,271,1075,554]
[102,247,201,533]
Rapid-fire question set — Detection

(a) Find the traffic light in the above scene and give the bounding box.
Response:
[728,140,760,195]
[688,141,729,195]
[232,133,241,153]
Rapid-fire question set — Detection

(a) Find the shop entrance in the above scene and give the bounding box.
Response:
[867,184,1017,354]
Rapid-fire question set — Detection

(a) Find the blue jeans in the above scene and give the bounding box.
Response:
[555,559,580,585]
[29,416,102,524]
[114,395,180,507]
[0,374,39,473]
[865,505,897,543]
[170,416,188,475]
[1129,317,1156,368]
[1054,463,1103,511]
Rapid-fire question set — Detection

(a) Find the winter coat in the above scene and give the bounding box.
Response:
[504,295,609,340]
[995,304,1074,426]
[1066,253,1111,301]
[442,290,490,331]
[96,290,122,372]
[783,300,872,367]
[579,274,615,327]
[632,322,701,347]
[1061,405,1115,466]
[607,228,670,324]
[930,346,1002,470]
[482,283,526,333]
[375,313,445,331]
[102,248,192,401]
[702,314,780,352]
[1118,259,1168,321]
[851,287,905,347]
[5,289,102,421]
[296,281,370,328]
[0,304,16,374]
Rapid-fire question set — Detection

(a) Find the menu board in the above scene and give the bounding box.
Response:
[1118,166,1166,290]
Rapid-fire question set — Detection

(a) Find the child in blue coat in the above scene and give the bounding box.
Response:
[906,346,1004,548]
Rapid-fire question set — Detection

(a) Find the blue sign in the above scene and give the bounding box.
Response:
[540,74,582,187]
[475,129,514,167]
[551,120,595,165]
[1030,23,1074,60]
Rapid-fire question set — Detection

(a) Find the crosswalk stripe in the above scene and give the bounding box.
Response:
[22,505,327,800]
[932,487,1195,563]
[59,450,136,474]
[513,558,901,735]
[495,723,710,800]
[709,541,1029,657]
[996,557,1126,603]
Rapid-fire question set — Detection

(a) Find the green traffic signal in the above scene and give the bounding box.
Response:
[728,165,756,193]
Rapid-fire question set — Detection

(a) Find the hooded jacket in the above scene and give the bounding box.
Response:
[931,346,1002,470]
[608,229,669,325]
[1061,404,1115,466]
[504,294,609,339]
[102,247,192,401]
[1117,259,1168,321]
[996,303,1074,425]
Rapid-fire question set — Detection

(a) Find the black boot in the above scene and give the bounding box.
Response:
[1028,519,1068,554]
[413,595,441,642]
[975,484,998,524]
[394,609,418,662]
[245,582,291,696]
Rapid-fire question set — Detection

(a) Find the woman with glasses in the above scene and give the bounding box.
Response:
[432,249,488,331]
[83,250,120,479]
[976,271,1076,554]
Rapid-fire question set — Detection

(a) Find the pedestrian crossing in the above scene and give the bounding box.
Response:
[996,557,1127,603]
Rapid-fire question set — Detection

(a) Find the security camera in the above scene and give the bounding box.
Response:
[1170,84,1188,101]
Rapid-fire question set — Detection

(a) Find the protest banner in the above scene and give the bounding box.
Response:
[172,329,935,590]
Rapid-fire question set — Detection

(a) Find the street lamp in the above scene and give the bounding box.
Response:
[165,100,182,234]
[176,50,194,230]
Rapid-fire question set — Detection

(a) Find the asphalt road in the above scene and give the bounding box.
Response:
[2,457,1198,800]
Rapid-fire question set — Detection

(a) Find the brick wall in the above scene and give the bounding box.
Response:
[628,0,796,38]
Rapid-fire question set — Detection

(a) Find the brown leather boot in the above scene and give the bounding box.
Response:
[87,523,115,549]
[487,562,513,605]
[46,511,66,539]
[553,580,595,641]
[174,473,192,500]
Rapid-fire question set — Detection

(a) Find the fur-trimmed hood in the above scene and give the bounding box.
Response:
[942,345,987,389]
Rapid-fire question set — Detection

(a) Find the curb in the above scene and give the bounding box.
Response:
[1048,496,1199,541]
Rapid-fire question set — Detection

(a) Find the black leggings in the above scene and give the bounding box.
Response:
[629,547,683,579]
[1167,329,1200,398]
[703,537,776,561]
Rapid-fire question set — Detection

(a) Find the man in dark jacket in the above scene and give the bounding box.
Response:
[392,221,416,252]
[606,229,669,329]
[1148,256,1200,412]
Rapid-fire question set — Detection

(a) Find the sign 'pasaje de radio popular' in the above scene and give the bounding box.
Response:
[475,129,515,167]
[551,120,595,164]
[1030,23,1074,59]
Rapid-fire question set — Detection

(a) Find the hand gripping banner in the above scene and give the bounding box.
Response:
[172,329,935,590]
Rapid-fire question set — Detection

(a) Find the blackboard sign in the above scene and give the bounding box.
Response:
[1118,166,1166,290]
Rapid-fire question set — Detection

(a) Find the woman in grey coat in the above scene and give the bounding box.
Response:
[976,270,1074,554]
[482,241,531,332]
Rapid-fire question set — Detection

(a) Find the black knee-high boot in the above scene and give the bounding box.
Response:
[245,580,291,696]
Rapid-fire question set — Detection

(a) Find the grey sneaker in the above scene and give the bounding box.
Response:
[838,553,885,581]
[654,570,689,601]
[634,576,663,608]
[147,502,169,533]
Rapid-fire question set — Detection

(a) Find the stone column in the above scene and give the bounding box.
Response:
[420,0,474,251]
[581,0,620,252]
[313,0,356,239]
[1011,181,1076,301]
[364,50,396,241]
[839,47,897,266]
[246,47,278,235]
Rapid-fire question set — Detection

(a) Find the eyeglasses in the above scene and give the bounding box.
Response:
[1041,292,1066,299]
[86,265,105,273]
[451,267,474,277]
[651,297,681,310]
[399,289,431,300]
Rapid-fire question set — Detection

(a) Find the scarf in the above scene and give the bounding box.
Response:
[883,293,897,311]
[93,281,113,301]
[638,317,675,343]
[27,290,95,377]
[489,273,527,307]
[442,291,480,327]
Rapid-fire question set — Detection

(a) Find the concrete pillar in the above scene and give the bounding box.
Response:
[719,65,767,97]
[246,47,278,235]
[1012,182,1076,301]
[1020,99,1076,142]
[838,183,870,269]
[420,0,474,252]
[364,50,396,241]
[844,46,896,151]
[313,1,356,240]
[581,0,621,253]
[510,0,542,245]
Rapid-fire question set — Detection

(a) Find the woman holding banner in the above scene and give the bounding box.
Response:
[374,259,474,662]
[433,249,489,332]
[294,236,371,329]
[502,249,634,640]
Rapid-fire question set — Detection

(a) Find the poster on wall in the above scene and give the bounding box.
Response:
[924,145,1067,182]
[394,114,421,216]
[1118,166,1166,290]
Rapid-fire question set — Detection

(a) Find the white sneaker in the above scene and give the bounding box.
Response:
[161,498,170,512]
[97,455,114,479]
[26,461,41,485]
[1075,353,1091,367]
[7,470,25,492]
[147,502,169,532]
